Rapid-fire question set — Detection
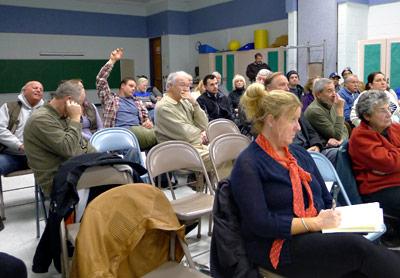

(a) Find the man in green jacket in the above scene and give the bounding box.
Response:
[24,80,96,197]
[304,78,348,163]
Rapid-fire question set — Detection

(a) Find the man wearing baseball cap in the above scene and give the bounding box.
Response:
[329,72,341,92]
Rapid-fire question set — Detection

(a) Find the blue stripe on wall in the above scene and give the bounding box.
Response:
[286,0,298,13]
[0,5,147,38]
[189,0,286,34]
[1,0,287,38]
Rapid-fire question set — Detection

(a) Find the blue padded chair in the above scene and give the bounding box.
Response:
[309,151,385,242]
[90,127,149,183]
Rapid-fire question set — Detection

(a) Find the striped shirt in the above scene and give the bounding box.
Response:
[96,62,149,128]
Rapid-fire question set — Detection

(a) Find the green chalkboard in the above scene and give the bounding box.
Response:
[268,51,279,72]
[390,42,400,90]
[215,55,223,77]
[363,44,381,83]
[0,60,121,93]
[226,54,235,92]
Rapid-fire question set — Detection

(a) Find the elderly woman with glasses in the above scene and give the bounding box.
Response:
[229,84,400,277]
[349,90,400,235]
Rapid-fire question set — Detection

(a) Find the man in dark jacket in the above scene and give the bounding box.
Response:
[246,53,271,83]
[197,74,232,121]
[286,70,304,100]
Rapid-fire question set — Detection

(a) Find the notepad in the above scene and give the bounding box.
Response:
[322,202,385,233]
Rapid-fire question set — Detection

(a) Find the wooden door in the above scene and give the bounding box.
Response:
[149,37,162,92]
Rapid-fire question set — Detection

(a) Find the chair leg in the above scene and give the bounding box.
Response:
[35,184,48,238]
[197,218,202,239]
[35,184,40,238]
[0,176,5,220]
[208,214,213,236]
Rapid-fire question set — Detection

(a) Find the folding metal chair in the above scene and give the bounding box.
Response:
[206,119,240,143]
[146,141,214,239]
[90,127,149,182]
[209,133,251,182]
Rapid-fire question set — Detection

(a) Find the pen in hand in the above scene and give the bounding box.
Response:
[332,183,340,210]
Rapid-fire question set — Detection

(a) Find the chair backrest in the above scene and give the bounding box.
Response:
[309,151,351,206]
[209,134,251,181]
[335,140,363,205]
[90,127,146,173]
[206,119,240,143]
[146,141,213,193]
[90,127,140,153]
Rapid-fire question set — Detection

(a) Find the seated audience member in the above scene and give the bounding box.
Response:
[286,70,304,100]
[197,74,232,121]
[155,71,210,165]
[338,74,360,123]
[212,71,229,96]
[265,73,323,153]
[341,67,353,80]
[24,81,96,197]
[349,90,400,241]
[134,77,157,122]
[246,52,271,83]
[329,72,341,92]
[67,79,103,141]
[301,76,318,112]
[304,78,348,153]
[350,71,400,127]
[255,69,272,85]
[229,74,246,115]
[230,84,400,277]
[96,48,156,150]
[0,81,44,176]
[191,80,205,100]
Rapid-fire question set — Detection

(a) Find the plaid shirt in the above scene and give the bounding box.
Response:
[96,62,149,128]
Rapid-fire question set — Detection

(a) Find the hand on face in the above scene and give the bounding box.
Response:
[334,93,345,108]
[66,99,82,122]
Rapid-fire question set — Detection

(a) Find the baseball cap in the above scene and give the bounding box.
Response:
[329,72,341,79]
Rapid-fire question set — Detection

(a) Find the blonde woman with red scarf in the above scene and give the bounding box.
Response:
[229,83,400,277]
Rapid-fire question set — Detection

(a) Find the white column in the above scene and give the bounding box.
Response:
[287,10,298,72]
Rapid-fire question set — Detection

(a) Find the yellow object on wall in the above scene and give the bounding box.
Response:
[228,40,241,51]
[254,29,268,49]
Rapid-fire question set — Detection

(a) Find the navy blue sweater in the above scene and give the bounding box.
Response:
[230,142,332,269]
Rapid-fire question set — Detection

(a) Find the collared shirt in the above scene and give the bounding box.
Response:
[115,97,140,127]
[338,87,360,122]
[96,62,149,128]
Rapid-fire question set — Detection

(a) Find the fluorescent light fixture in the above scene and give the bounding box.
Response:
[39,51,85,57]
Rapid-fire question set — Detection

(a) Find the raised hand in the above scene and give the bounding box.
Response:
[109,48,124,64]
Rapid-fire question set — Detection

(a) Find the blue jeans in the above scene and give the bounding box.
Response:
[0,154,29,176]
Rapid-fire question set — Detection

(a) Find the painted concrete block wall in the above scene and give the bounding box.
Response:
[298,0,337,80]
[337,2,369,77]
[368,1,400,39]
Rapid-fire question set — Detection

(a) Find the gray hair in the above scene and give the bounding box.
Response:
[313,78,333,95]
[232,74,246,89]
[344,74,358,84]
[356,90,389,122]
[256,69,272,79]
[53,80,82,101]
[212,71,221,79]
[165,71,191,90]
[137,77,148,85]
